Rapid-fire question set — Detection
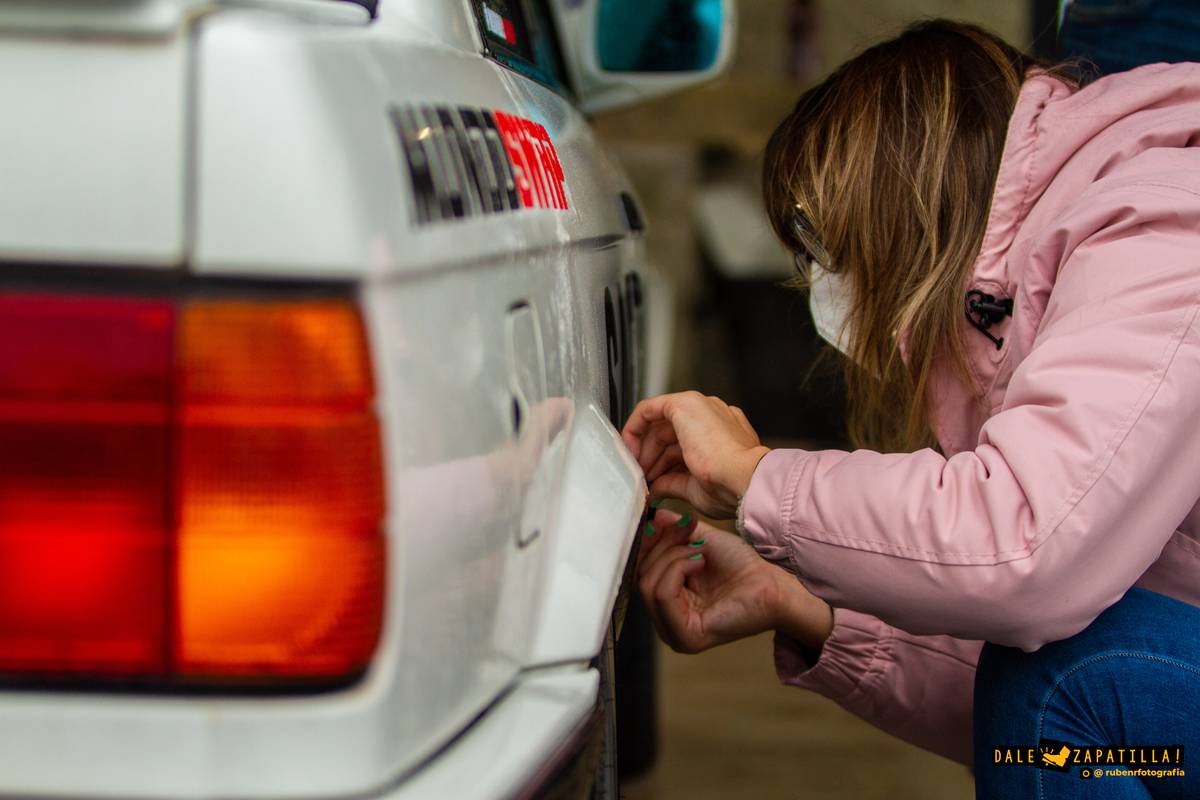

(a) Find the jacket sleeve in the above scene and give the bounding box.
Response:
[775,607,980,765]
[742,200,1200,651]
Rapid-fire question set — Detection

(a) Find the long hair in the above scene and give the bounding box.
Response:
[763,20,1068,452]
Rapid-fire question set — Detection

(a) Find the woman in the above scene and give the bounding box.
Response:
[624,20,1200,799]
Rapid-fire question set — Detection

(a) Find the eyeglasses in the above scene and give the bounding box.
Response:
[790,209,830,275]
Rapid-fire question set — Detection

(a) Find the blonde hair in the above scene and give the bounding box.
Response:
[763,20,1064,452]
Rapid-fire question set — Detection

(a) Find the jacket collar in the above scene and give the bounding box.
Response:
[922,73,1072,453]
[896,73,1069,367]
[967,72,1072,296]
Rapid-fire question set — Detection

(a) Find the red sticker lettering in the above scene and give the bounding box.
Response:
[493,110,569,211]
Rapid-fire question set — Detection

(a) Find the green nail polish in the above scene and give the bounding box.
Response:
[689,553,703,560]
[675,513,692,528]
[648,498,662,510]
[689,539,705,547]
[642,522,655,537]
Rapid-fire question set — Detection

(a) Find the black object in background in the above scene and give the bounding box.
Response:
[615,595,658,781]
[1059,0,1200,76]
[698,255,848,447]
[1031,0,1061,60]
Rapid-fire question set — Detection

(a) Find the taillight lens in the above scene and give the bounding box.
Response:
[0,292,384,686]
[176,300,384,680]
[0,296,172,677]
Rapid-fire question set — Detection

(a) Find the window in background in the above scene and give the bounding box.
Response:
[472,0,570,94]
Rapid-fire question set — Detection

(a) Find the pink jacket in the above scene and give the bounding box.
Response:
[740,63,1200,766]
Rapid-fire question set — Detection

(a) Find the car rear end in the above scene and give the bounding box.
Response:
[0,1,648,798]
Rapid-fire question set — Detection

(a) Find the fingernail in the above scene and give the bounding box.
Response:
[642,522,655,537]
[649,498,662,510]
[675,513,692,528]
[689,553,703,560]
[689,539,705,547]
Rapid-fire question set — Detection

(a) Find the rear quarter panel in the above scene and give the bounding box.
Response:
[0,3,649,796]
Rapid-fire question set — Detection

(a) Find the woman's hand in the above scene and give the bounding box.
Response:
[621,391,770,519]
[637,509,833,654]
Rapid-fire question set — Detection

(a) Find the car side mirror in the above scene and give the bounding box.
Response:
[553,0,736,114]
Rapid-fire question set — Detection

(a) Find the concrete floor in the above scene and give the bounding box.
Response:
[621,633,974,800]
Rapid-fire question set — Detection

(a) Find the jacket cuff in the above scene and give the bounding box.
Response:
[740,448,810,569]
[774,606,891,705]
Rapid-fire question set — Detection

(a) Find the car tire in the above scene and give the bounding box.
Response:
[615,595,657,780]
[591,625,619,800]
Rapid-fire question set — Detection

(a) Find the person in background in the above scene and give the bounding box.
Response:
[624,20,1200,799]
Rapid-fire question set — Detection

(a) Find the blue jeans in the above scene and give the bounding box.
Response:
[973,588,1200,799]
[1059,0,1200,76]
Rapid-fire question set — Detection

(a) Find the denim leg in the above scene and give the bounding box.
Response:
[973,588,1200,800]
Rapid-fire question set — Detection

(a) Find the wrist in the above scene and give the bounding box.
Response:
[727,445,771,499]
[770,571,833,652]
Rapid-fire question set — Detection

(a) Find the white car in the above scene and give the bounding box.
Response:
[0,0,733,798]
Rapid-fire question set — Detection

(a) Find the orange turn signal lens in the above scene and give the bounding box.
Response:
[175,299,385,681]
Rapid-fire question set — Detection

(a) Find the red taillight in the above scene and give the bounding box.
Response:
[0,296,173,677]
[0,292,384,686]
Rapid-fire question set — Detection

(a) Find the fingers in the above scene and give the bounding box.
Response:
[637,542,707,653]
[646,443,682,483]
[639,539,694,591]
[638,510,697,575]
[622,391,701,458]
[637,508,680,564]
[621,394,675,458]
[626,391,754,517]
[636,420,678,478]
[654,554,708,653]
[640,511,703,589]
[642,540,704,599]
[648,471,694,506]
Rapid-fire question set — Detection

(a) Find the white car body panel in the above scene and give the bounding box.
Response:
[193,9,630,279]
[0,0,671,797]
[526,404,643,663]
[0,35,185,266]
[384,667,600,800]
[0,0,210,37]
[375,0,479,52]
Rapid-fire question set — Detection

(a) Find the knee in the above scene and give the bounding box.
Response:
[974,622,1122,730]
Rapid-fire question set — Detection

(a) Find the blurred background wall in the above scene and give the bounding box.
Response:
[605,2,1033,798]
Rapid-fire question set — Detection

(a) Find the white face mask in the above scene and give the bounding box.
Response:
[807,260,853,356]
